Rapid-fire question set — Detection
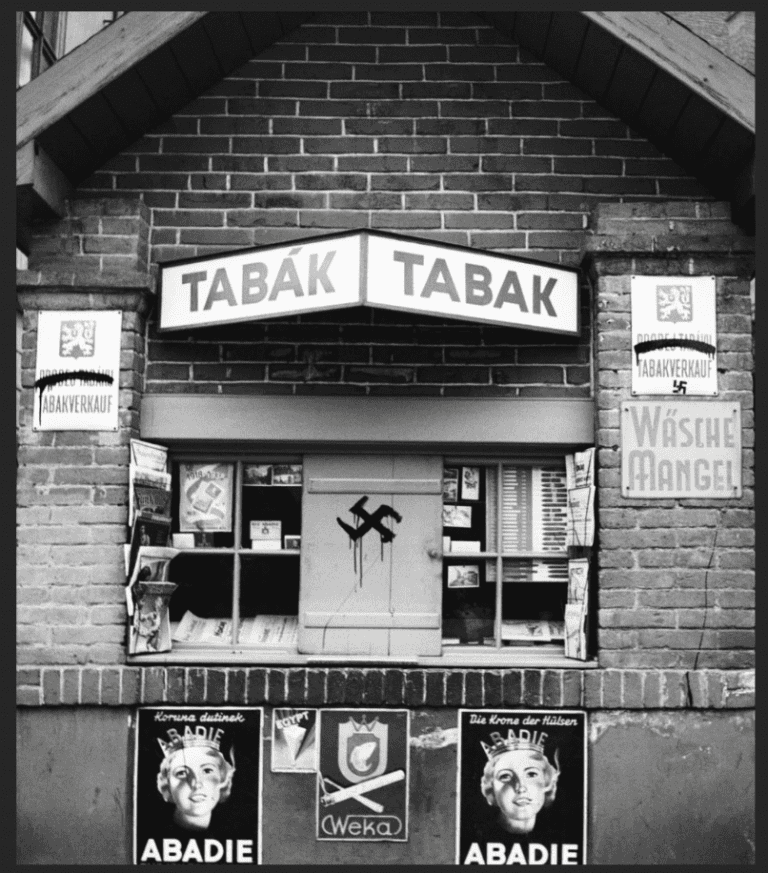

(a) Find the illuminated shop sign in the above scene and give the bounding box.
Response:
[159,231,579,335]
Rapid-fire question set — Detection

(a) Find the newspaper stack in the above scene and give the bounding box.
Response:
[565,448,596,548]
[564,558,589,660]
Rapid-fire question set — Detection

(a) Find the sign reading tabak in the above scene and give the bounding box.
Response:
[159,231,579,334]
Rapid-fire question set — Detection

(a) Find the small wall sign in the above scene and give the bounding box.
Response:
[33,309,121,431]
[631,275,717,396]
[621,400,741,498]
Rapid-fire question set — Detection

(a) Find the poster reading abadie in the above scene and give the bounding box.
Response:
[456,709,586,865]
[134,707,263,864]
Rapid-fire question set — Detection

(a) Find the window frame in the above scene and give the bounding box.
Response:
[130,448,596,669]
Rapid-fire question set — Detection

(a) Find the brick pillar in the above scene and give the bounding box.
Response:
[17,197,153,668]
[583,201,754,681]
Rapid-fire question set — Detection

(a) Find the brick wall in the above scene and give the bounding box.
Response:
[586,202,754,672]
[15,665,756,710]
[67,11,711,397]
[16,273,152,667]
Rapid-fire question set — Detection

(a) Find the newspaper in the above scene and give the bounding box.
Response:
[173,611,298,648]
[501,619,565,644]
[128,439,171,525]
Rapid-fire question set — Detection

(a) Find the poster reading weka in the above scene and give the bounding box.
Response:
[456,710,587,865]
[317,709,409,842]
[134,707,263,864]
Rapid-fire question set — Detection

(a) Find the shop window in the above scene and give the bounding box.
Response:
[154,451,593,666]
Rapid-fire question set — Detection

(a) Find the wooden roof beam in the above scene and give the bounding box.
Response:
[17,140,73,218]
[16,11,207,152]
[583,11,754,133]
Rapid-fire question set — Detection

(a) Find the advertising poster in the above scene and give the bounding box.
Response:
[271,708,317,773]
[631,275,717,396]
[317,709,409,842]
[456,710,587,866]
[134,707,263,865]
[178,463,234,532]
[33,309,121,431]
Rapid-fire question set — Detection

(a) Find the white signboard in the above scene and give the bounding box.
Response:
[631,275,717,396]
[621,400,741,498]
[33,310,121,431]
[365,233,578,334]
[159,231,579,335]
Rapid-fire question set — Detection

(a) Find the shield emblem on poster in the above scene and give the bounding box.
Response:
[338,717,388,784]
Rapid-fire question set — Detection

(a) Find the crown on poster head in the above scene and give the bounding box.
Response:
[481,729,549,761]
[158,725,222,759]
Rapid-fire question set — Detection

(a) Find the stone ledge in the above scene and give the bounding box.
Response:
[16,666,755,710]
[17,268,155,292]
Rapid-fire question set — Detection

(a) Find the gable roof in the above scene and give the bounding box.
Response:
[16,10,754,233]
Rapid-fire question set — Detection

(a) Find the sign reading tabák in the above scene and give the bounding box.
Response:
[631,275,717,396]
[33,310,121,431]
[317,709,409,842]
[159,231,579,335]
[622,400,741,498]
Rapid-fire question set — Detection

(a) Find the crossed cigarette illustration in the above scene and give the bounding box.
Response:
[318,769,405,814]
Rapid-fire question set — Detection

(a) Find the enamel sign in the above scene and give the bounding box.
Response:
[621,400,741,498]
[631,275,717,396]
[317,709,409,842]
[33,310,121,431]
[159,231,579,334]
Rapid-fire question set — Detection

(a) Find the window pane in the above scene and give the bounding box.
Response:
[239,555,299,647]
[442,465,488,553]
[168,553,234,645]
[18,24,34,86]
[501,582,566,647]
[442,559,494,646]
[63,11,116,55]
[241,463,302,550]
[41,11,58,46]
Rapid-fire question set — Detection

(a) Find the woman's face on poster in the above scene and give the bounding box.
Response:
[491,749,548,833]
[167,747,224,826]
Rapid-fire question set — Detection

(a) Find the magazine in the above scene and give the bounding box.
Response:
[568,558,590,605]
[178,463,234,532]
[127,512,172,580]
[566,486,596,547]
[564,602,587,660]
[129,467,172,524]
[130,438,169,474]
[128,580,177,655]
[566,447,596,491]
[128,546,179,587]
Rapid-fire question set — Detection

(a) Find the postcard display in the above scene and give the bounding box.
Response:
[125,440,176,655]
[441,454,595,658]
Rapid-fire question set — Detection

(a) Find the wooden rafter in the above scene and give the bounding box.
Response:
[583,11,754,133]
[16,11,207,151]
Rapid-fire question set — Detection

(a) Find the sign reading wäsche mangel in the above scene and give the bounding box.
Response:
[159,230,579,335]
[621,400,742,498]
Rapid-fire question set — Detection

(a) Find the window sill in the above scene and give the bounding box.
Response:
[127,645,597,669]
